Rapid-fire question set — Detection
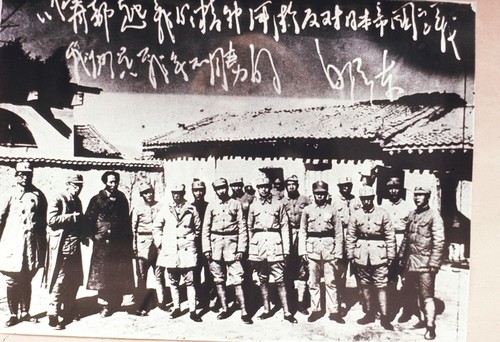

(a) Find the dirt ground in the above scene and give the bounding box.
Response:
[0,262,468,342]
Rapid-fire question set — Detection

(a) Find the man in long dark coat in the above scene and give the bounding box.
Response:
[44,174,87,329]
[86,171,135,317]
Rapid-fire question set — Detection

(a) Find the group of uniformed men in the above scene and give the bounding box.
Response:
[0,162,445,340]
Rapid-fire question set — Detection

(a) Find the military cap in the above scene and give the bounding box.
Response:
[312,181,329,193]
[285,175,299,184]
[138,181,153,193]
[229,177,244,186]
[212,178,228,188]
[170,183,186,192]
[67,174,84,184]
[15,162,33,173]
[192,179,206,190]
[359,186,375,198]
[413,186,431,195]
[255,176,271,187]
[337,176,352,185]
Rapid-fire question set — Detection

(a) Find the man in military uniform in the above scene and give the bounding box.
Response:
[152,183,202,322]
[281,175,310,315]
[0,162,47,327]
[202,178,252,324]
[381,177,414,320]
[399,187,445,340]
[346,186,396,330]
[247,176,297,323]
[190,179,213,311]
[271,177,285,200]
[333,176,361,312]
[229,177,254,293]
[131,181,166,316]
[45,174,86,330]
[298,181,344,323]
[229,177,254,220]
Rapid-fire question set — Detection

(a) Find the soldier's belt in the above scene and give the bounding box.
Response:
[395,231,405,234]
[307,231,334,238]
[252,228,281,233]
[357,235,385,240]
[211,230,238,236]
[138,232,153,235]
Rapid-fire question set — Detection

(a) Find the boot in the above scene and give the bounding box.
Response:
[423,298,437,340]
[329,312,345,324]
[6,286,18,317]
[216,284,230,320]
[169,287,181,319]
[5,285,18,327]
[297,301,309,315]
[378,287,394,331]
[277,282,297,324]
[425,326,436,340]
[258,283,272,320]
[357,287,375,325]
[387,281,398,319]
[5,315,18,327]
[235,285,252,324]
[296,281,309,315]
[398,308,413,323]
[19,287,32,322]
[308,311,322,322]
[186,285,197,313]
[189,311,202,322]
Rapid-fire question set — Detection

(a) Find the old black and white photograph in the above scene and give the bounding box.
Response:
[0,0,474,341]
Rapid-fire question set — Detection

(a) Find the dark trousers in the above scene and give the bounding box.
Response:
[135,256,167,310]
[2,265,37,316]
[48,254,81,319]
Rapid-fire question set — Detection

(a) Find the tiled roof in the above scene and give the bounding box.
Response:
[0,156,162,169]
[383,107,474,152]
[143,93,472,152]
[75,125,123,159]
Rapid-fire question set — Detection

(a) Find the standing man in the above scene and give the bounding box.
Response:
[281,175,310,315]
[86,171,135,318]
[333,176,361,312]
[0,162,47,327]
[229,177,254,220]
[190,179,212,311]
[298,181,344,323]
[381,177,414,320]
[44,174,86,330]
[152,183,202,322]
[247,176,297,324]
[131,181,166,316]
[346,186,396,331]
[399,187,445,340]
[271,177,285,200]
[229,177,254,293]
[202,178,252,324]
